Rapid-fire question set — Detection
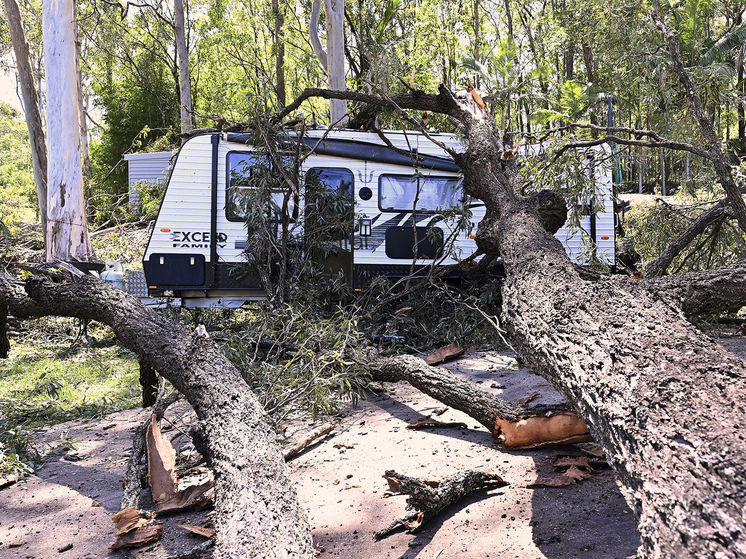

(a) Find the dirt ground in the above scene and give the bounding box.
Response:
[3,332,744,559]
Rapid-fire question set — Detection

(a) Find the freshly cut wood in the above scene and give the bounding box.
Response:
[374,469,507,538]
[493,413,592,449]
[424,342,465,365]
[146,413,178,502]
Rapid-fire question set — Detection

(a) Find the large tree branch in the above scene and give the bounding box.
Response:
[276,86,464,123]
[644,258,746,316]
[0,274,313,558]
[643,199,732,278]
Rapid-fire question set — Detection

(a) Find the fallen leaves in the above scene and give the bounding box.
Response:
[109,508,162,550]
[528,447,609,488]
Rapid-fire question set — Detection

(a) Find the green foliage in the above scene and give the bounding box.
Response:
[0,318,141,479]
[0,418,40,480]
[626,195,746,273]
[359,277,507,353]
[0,318,141,427]
[0,103,37,234]
[223,306,372,425]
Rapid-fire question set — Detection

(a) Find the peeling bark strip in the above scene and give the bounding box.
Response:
[0,275,313,558]
[372,355,585,448]
[374,470,507,538]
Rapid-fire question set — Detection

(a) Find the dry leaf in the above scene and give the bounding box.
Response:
[529,475,576,488]
[424,343,465,366]
[177,524,216,539]
[564,466,592,482]
[551,456,592,470]
[146,414,177,502]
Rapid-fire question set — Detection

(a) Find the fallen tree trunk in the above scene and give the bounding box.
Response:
[454,96,746,558]
[0,274,313,559]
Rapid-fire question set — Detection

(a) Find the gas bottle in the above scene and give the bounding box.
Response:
[101,262,125,291]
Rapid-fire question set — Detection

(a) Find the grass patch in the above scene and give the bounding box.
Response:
[0,317,141,427]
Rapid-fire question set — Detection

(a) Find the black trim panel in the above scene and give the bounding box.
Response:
[225,133,459,172]
[385,226,443,259]
[147,253,205,286]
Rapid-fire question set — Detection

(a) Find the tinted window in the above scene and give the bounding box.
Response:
[379,174,462,212]
[226,152,297,222]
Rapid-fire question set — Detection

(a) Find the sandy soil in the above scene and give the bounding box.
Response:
[11,334,739,558]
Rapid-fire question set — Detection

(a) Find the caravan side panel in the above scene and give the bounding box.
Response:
[143,136,214,288]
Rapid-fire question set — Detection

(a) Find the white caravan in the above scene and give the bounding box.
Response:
[130,129,615,307]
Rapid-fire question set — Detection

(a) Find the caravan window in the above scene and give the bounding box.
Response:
[379,174,462,212]
[226,151,297,222]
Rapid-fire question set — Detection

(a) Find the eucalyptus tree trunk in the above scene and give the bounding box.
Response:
[74,21,91,185]
[174,0,193,133]
[3,0,48,241]
[310,0,346,125]
[42,0,93,261]
[272,0,286,107]
[325,0,346,125]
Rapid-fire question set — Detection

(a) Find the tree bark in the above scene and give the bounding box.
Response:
[272,0,286,107]
[173,0,193,134]
[456,103,746,558]
[323,0,346,125]
[3,0,48,241]
[42,0,94,261]
[0,275,313,558]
